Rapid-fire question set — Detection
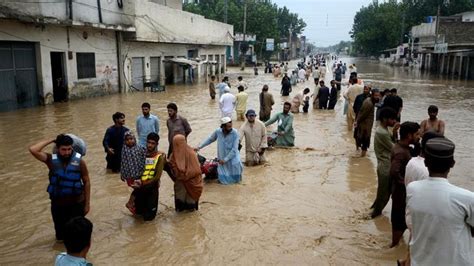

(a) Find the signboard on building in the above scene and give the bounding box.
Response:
[235,33,256,42]
[434,43,448,54]
[266,38,274,51]
[397,45,405,56]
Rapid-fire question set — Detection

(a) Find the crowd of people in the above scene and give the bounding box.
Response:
[28,54,472,265]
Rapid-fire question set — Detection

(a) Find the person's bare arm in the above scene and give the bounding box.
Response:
[439,120,445,136]
[29,138,55,162]
[419,120,427,136]
[80,160,91,215]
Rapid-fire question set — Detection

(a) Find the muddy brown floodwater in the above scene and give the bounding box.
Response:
[0,58,473,265]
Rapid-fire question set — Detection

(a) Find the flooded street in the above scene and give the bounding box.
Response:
[0,58,473,265]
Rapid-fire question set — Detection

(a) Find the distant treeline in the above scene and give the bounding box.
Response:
[351,0,474,56]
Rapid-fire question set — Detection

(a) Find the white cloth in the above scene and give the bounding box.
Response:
[405,157,429,187]
[237,80,248,90]
[219,93,236,116]
[298,69,306,80]
[404,156,429,230]
[407,178,474,266]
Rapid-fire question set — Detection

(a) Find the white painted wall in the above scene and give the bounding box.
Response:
[0,20,119,102]
[460,11,474,22]
[411,23,436,38]
[132,0,233,45]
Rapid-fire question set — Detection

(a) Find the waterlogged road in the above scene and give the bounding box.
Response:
[0,58,473,265]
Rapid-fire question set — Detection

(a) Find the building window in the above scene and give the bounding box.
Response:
[76,53,96,79]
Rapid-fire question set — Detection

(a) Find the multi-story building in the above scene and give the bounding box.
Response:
[411,12,474,79]
[0,0,233,111]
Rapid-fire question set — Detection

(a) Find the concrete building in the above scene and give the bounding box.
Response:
[411,12,474,79]
[0,0,233,111]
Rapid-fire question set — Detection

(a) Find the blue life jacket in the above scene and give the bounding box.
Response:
[47,152,83,198]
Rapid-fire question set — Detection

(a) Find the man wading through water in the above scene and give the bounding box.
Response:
[29,134,91,241]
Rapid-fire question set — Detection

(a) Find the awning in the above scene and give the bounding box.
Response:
[164,58,199,67]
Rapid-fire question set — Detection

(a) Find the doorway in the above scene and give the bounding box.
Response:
[50,52,67,102]
[131,57,144,90]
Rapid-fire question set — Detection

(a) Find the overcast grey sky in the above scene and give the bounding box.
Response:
[272,0,373,47]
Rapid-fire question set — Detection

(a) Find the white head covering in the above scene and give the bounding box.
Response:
[220,117,232,125]
[224,86,230,93]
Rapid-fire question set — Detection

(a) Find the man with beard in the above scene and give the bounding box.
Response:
[133,133,165,221]
[29,134,91,241]
[390,122,421,247]
[196,117,243,185]
[166,103,192,156]
[265,102,295,147]
[103,112,129,172]
[355,89,381,157]
[239,109,268,166]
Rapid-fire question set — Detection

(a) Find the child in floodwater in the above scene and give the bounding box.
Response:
[120,131,146,214]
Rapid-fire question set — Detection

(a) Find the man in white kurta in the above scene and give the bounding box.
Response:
[407,138,474,266]
[219,87,236,118]
[239,110,268,166]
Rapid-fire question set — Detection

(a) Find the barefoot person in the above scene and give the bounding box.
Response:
[29,134,91,241]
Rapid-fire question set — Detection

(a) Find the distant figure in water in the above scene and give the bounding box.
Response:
[420,105,445,136]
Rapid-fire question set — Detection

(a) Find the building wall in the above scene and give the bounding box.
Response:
[148,0,183,10]
[122,42,226,88]
[459,11,474,22]
[0,0,133,26]
[440,22,474,44]
[132,0,233,45]
[0,20,119,103]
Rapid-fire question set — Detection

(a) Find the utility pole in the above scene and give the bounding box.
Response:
[435,5,440,41]
[240,0,247,70]
[288,24,292,60]
[224,0,228,23]
[400,13,405,44]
